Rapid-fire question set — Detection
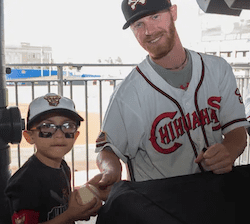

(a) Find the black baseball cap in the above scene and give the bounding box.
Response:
[122,0,172,30]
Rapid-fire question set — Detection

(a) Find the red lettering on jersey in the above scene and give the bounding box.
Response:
[183,113,192,132]
[192,111,201,130]
[210,109,221,131]
[210,109,219,123]
[173,117,185,138]
[150,98,222,154]
[150,111,182,154]
[208,96,221,109]
[167,121,176,141]
[159,125,171,144]
[199,108,211,126]
[207,96,221,131]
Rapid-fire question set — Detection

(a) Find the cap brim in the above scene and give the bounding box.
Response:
[122,10,161,30]
[27,109,84,130]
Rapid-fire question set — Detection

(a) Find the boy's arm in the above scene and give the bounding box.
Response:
[41,191,101,224]
[11,190,101,224]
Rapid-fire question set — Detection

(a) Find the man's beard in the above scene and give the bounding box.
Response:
[143,17,176,60]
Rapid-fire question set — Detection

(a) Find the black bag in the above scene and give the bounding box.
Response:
[96,164,250,224]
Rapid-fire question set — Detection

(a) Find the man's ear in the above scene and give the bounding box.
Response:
[170,4,177,22]
[74,131,80,141]
[23,131,35,144]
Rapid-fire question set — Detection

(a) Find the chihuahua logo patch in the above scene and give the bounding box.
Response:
[44,95,61,106]
[128,0,146,10]
[96,131,108,148]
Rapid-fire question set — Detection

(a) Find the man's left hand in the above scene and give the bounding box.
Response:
[195,143,233,174]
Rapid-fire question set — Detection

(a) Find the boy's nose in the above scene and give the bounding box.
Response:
[53,128,65,138]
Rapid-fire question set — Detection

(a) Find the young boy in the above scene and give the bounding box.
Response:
[5,93,102,224]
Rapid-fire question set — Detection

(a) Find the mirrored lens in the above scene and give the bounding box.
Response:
[61,122,77,134]
[39,123,57,134]
[38,122,77,135]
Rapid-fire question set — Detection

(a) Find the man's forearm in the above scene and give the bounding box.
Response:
[97,147,122,179]
[222,127,247,163]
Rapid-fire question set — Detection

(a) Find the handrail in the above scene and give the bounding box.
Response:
[6,63,138,67]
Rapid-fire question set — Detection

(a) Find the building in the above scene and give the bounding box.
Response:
[199,12,250,66]
[5,42,53,65]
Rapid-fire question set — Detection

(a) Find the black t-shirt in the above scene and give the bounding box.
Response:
[5,155,71,222]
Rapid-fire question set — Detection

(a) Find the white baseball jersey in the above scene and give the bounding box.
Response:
[96,50,249,181]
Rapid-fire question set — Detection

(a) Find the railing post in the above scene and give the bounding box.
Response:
[57,66,63,96]
[243,69,250,98]
[99,80,103,128]
[85,80,89,181]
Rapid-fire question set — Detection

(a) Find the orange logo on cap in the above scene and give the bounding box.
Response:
[128,0,146,10]
[44,95,61,106]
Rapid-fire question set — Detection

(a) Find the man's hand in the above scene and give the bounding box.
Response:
[195,127,247,174]
[66,190,102,222]
[90,147,122,201]
[195,144,234,174]
[87,172,120,201]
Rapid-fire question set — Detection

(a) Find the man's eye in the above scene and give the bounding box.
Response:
[134,22,143,28]
[152,15,159,19]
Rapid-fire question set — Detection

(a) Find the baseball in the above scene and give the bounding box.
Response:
[77,184,100,205]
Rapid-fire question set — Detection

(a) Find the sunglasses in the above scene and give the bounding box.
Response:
[30,122,78,138]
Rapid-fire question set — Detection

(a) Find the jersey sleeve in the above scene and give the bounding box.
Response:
[5,170,41,215]
[95,85,145,163]
[218,59,249,134]
[11,210,39,224]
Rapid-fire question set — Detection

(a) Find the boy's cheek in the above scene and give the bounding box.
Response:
[23,131,35,144]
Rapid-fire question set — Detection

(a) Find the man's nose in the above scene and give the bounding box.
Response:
[145,22,157,36]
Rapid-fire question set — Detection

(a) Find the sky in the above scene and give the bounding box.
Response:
[3,0,249,64]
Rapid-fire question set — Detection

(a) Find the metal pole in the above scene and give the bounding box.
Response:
[85,80,89,181]
[69,82,75,189]
[99,80,103,128]
[41,47,43,77]
[0,0,12,222]
[0,0,7,107]
[57,66,63,96]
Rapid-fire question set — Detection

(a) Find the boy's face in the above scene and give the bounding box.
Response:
[24,115,79,168]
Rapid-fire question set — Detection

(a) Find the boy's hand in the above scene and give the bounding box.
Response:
[66,190,102,221]
[87,173,117,201]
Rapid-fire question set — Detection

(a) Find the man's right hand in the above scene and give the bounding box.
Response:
[89,148,122,201]
[87,171,120,201]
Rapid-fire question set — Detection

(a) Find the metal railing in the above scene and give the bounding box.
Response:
[6,63,136,188]
[5,63,250,188]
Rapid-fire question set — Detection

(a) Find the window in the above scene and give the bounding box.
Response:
[206,52,217,56]
[220,51,232,58]
[236,51,249,58]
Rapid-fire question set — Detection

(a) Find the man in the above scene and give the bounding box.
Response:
[89,0,249,200]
